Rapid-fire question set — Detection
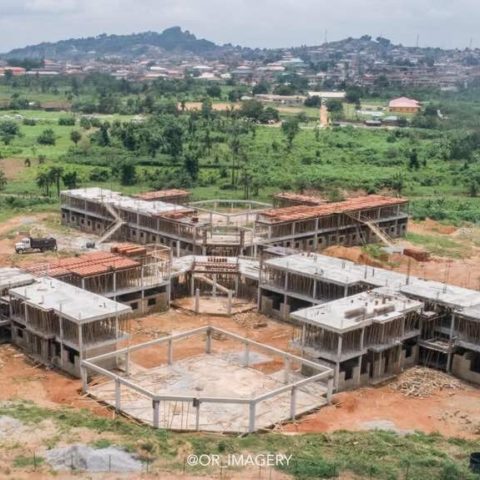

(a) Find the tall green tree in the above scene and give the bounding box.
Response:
[281,118,300,150]
[70,130,82,146]
[47,166,64,196]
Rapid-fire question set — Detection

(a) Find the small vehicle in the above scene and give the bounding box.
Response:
[15,237,57,254]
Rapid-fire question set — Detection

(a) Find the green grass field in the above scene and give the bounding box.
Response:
[1,401,479,479]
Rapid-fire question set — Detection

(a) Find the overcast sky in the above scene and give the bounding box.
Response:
[0,0,478,53]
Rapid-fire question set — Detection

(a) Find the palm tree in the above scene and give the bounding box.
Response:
[36,171,51,196]
[47,166,64,196]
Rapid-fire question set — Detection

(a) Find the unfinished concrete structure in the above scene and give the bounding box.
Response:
[81,326,334,433]
[0,268,35,342]
[170,255,260,315]
[256,195,409,251]
[9,277,131,376]
[291,288,423,390]
[25,245,171,315]
[60,188,270,256]
[60,188,408,257]
[259,251,480,389]
[133,189,190,204]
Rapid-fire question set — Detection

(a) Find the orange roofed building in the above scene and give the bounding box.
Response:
[388,97,421,114]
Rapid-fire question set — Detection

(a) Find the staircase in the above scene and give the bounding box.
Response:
[362,219,395,247]
[345,213,395,247]
[98,202,125,244]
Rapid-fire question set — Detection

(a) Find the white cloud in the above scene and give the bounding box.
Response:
[25,0,82,13]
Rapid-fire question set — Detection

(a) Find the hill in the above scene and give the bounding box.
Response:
[1,26,226,60]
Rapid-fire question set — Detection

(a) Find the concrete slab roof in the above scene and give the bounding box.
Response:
[265,253,480,310]
[0,268,35,291]
[458,304,480,321]
[62,187,191,218]
[9,277,131,324]
[291,288,423,333]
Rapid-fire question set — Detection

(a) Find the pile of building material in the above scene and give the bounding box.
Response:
[390,367,464,398]
[45,444,142,472]
[111,244,147,257]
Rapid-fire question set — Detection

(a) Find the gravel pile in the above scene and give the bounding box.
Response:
[390,367,464,398]
[45,444,142,472]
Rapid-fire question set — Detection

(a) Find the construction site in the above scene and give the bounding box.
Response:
[0,188,480,437]
[60,187,409,256]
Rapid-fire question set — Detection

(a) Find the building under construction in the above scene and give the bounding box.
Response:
[24,244,171,315]
[256,195,408,251]
[259,251,480,390]
[9,277,131,377]
[0,268,36,342]
[60,188,409,256]
[60,188,267,257]
[292,288,423,390]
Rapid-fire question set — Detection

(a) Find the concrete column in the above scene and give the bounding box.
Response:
[59,317,65,369]
[243,342,250,367]
[447,314,455,372]
[195,401,201,430]
[152,400,160,428]
[227,291,233,316]
[80,366,88,393]
[78,325,83,361]
[283,272,289,320]
[212,274,217,297]
[248,401,256,433]
[115,379,121,411]
[344,285,349,297]
[284,357,290,384]
[205,328,212,354]
[355,355,363,386]
[337,335,343,359]
[190,274,195,296]
[334,362,340,390]
[168,339,173,365]
[125,351,130,376]
[327,376,334,401]
[176,241,180,257]
[335,335,343,388]
[166,283,171,308]
[195,288,200,314]
[301,324,306,350]
[290,386,297,420]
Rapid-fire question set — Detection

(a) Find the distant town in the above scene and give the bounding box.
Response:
[1,29,480,91]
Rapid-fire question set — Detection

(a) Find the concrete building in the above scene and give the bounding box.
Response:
[0,268,36,342]
[60,188,268,257]
[60,188,409,258]
[25,245,171,315]
[258,251,480,389]
[291,288,423,390]
[9,277,131,377]
[256,195,409,252]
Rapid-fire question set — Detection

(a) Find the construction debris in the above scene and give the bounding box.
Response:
[45,444,142,472]
[390,367,465,398]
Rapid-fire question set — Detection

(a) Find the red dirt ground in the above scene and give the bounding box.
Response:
[282,384,480,439]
